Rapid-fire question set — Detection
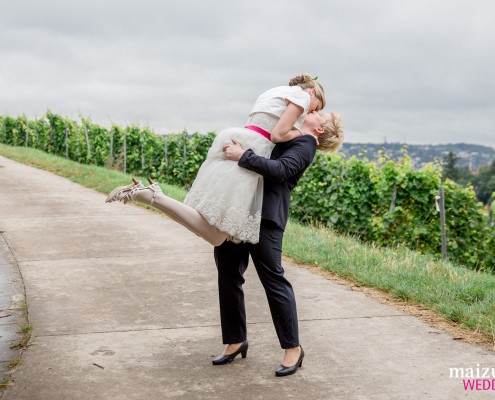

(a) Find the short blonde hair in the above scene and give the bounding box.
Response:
[318,112,344,153]
[289,73,326,109]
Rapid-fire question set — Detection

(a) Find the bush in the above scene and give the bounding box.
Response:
[1,112,493,271]
[290,151,494,271]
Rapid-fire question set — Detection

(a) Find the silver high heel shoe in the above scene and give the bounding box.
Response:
[105,178,144,203]
[106,178,163,206]
[145,178,163,206]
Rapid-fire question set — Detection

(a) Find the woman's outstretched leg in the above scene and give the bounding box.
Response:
[106,180,228,246]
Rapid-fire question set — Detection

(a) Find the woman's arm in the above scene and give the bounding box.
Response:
[270,102,304,143]
[223,136,317,182]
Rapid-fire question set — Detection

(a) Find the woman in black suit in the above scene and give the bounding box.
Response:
[213,111,343,376]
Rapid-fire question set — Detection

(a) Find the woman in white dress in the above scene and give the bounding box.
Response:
[106,74,338,245]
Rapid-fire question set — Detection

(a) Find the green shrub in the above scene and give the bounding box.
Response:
[1,112,493,271]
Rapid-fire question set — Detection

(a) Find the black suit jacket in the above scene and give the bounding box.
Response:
[238,135,317,231]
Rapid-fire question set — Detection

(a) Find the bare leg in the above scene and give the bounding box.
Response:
[133,187,229,246]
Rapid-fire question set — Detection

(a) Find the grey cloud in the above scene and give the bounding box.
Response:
[1,0,494,147]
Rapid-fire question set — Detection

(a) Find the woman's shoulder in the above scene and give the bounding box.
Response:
[278,133,317,150]
[250,86,310,117]
[260,86,310,107]
[295,133,318,145]
[262,85,305,96]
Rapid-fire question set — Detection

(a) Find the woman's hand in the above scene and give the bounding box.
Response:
[222,139,245,161]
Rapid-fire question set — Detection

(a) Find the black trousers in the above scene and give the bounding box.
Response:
[214,220,299,349]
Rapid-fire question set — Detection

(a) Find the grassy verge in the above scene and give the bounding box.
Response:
[284,222,495,341]
[1,144,495,343]
[0,144,187,201]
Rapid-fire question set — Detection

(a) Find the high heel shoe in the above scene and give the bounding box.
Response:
[105,178,143,203]
[145,178,163,206]
[212,340,248,365]
[275,346,304,377]
[106,178,163,205]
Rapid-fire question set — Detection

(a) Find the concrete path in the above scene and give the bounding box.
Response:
[0,154,494,400]
[0,228,24,379]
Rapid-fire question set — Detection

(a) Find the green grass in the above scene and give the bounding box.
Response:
[7,358,21,369]
[0,144,187,201]
[19,324,32,334]
[284,221,495,339]
[0,377,12,390]
[1,144,495,342]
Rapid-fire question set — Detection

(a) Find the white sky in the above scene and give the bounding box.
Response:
[1,0,494,147]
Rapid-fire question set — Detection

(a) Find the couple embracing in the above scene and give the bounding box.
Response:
[107,74,344,376]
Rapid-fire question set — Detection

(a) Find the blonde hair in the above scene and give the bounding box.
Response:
[289,73,326,109]
[318,112,344,153]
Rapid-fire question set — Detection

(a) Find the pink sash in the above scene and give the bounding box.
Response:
[245,125,271,141]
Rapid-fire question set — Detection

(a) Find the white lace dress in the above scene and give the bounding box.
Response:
[184,86,310,244]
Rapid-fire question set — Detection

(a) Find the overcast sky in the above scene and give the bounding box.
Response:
[1,0,494,147]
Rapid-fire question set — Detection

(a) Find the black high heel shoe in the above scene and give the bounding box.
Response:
[212,340,248,365]
[275,346,304,377]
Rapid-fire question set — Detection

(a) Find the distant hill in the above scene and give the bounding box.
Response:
[340,143,495,171]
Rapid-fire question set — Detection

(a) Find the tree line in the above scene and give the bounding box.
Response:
[442,151,495,206]
[1,112,493,272]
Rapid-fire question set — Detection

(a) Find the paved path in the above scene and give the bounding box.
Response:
[0,155,494,399]
[0,229,24,379]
